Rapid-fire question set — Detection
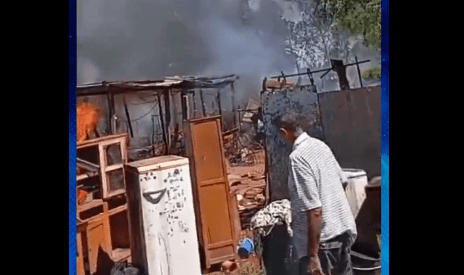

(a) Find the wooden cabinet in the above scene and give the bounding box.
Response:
[76,134,131,275]
[184,116,239,269]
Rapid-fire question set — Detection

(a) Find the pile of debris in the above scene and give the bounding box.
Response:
[228,170,266,230]
[226,130,264,167]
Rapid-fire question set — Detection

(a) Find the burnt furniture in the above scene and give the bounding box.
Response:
[183,115,240,270]
[76,134,131,275]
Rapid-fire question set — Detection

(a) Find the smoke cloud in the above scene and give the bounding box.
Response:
[77,0,298,103]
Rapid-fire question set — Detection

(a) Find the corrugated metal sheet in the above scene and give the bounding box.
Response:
[77,75,238,96]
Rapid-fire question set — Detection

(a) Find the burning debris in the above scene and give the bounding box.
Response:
[76,99,101,142]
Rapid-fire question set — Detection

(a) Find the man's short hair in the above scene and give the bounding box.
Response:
[272,109,301,131]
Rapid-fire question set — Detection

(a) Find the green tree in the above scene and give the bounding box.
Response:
[321,0,381,49]
[284,0,352,70]
[362,66,381,79]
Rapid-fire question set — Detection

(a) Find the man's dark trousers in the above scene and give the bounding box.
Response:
[298,232,353,275]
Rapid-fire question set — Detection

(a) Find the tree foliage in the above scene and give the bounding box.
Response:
[322,0,381,49]
[284,0,352,70]
[362,66,381,79]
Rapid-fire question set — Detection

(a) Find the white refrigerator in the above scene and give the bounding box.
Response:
[125,155,202,275]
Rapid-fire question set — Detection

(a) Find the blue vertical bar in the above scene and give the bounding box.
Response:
[381,0,389,274]
[69,0,77,273]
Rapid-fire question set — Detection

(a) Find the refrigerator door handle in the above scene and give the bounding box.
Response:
[143,188,167,204]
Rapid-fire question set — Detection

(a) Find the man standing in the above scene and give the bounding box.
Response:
[273,110,357,275]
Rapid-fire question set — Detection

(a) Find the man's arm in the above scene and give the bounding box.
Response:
[289,156,324,274]
[307,207,323,257]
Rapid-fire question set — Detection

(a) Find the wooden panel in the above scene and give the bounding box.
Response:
[201,184,233,244]
[191,120,225,182]
[209,245,235,261]
[87,219,108,274]
[184,115,237,268]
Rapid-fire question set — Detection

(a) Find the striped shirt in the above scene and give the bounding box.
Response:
[287,132,357,259]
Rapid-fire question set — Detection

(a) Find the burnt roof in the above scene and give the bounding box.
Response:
[76,74,239,97]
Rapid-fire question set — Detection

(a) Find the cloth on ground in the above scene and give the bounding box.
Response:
[250,199,293,238]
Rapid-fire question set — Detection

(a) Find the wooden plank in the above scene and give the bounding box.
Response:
[99,143,110,198]
[105,189,126,200]
[76,157,100,172]
[112,248,131,263]
[105,164,124,172]
[207,240,234,250]
[77,199,104,213]
[77,133,128,148]
[76,172,98,182]
[98,137,127,148]
[108,203,127,216]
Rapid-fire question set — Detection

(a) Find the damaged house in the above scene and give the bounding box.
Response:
[76,74,240,160]
[75,74,253,275]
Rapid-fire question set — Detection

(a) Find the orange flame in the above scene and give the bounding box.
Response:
[77,101,100,142]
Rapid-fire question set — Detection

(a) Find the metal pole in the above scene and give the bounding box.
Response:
[270,60,370,79]
[355,56,363,88]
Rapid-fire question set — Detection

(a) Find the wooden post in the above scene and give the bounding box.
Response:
[123,95,134,138]
[164,89,172,154]
[331,59,350,90]
[200,89,207,117]
[107,87,115,134]
[237,105,241,134]
[157,92,168,155]
[230,82,237,127]
[217,88,223,131]
[192,90,197,119]
[181,90,189,120]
